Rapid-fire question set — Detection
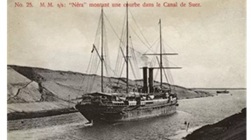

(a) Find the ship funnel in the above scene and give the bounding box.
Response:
[142,67,148,93]
[149,68,154,93]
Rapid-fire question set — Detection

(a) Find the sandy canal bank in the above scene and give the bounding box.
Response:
[184,108,246,140]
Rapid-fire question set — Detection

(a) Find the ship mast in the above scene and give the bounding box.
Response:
[101,7,104,92]
[126,2,129,93]
[144,19,181,91]
[159,19,163,89]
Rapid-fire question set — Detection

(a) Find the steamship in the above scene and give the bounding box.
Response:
[75,4,180,123]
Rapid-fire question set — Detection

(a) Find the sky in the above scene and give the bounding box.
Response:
[7,0,246,88]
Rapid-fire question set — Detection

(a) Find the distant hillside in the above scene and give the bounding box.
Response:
[8,65,212,102]
[7,65,212,119]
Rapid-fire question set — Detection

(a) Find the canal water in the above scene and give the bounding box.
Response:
[8,90,246,140]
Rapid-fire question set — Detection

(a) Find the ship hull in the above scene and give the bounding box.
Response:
[75,102,177,123]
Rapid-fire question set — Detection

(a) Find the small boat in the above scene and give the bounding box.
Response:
[216,90,229,94]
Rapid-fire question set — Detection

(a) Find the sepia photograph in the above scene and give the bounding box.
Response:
[7,0,246,139]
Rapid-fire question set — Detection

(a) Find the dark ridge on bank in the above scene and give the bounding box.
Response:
[185,108,246,140]
[8,107,77,120]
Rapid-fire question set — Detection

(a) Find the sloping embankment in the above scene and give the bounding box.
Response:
[185,108,246,140]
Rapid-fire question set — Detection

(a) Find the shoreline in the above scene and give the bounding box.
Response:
[169,108,246,140]
[184,108,246,140]
[168,126,203,140]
